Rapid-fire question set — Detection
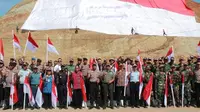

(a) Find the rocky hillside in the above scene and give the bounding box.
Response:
[0,0,200,63]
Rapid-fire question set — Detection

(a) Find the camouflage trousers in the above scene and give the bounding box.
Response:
[169,85,180,106]
[156,85,165,107]
[183,84,192,106]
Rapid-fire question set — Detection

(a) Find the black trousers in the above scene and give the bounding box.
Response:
[57,84,67,107]
[195,83,200,107]
[0,84,4,102]
[84,78,90,101]
[116,86,126,106]
[90,82,99,106]
[102,83,114,107]
[130,82,139,107]
[4,87,10,107]
[43,93,52,108]
[72,89,83,108]
[18,84,28,107]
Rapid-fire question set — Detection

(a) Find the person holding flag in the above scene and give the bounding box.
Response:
[180,64,193,107]
[42,69,53,109]
[70,66,84,109]
[56,67,68,109]
[3,62,18,110]
[115,64,126,108]
[143,66,154,107]
[101,64,115,109]
[29,66,41,109]
[155,65,166,108]
[81,58,90,101]
[129,64,140,108]
[88,64,101,109]
[17,62,31,109]
[168,65,181,107]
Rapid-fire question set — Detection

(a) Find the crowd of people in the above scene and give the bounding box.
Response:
[0,55,200,110]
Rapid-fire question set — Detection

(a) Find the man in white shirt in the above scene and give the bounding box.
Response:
[18,62,31,109]
[54,58,62,73]
[129,64,140,108]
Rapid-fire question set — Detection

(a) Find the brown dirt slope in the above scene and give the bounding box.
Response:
[0,0,200,63]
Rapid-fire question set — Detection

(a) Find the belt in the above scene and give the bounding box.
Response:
[59,84,66,86]
[31,84,39,87]
[130,81,139,83]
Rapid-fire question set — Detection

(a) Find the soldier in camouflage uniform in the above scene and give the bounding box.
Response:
[187,58,195,71]
[177,58,184,72]
[142,58,148,73]
[169,65,181,107]
[187,57,196,106]
[152,59,159,74]
[169,57,178,68]
[181,64,193,107]
[164,57,171,72]
[155,65,166,107]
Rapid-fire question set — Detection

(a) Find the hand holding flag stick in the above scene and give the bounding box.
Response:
[169,73,176,107]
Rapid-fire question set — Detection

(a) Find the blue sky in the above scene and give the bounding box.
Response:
[0,0,22,16]
[193,0,200,3]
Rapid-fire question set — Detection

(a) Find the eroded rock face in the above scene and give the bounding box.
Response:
[0,0,199,63]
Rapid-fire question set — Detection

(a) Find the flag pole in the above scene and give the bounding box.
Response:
[124,61,127,97]
[23,85,26,110]
[66,71,69,108]
[181,74,184,107]
[23,32,29,56]
[172,46,174,62]
[46,35,48,62]
[12,30,16,59]
[11,73,14,110]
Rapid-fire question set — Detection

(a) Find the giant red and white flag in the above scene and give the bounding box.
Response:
[22,0,200,37]
[137,49,143,99]
[164,74,168,107]
[0,39,4,60]
[13,33,21,51]
[25,32,39,52]
[166,46,174,62]
[35,76,44,107]
[80,75,87,107]
[143,74,153,106]
[9,74,18,106]
[47,37,59,55]
[197,41,200,55]
[24,77,35,106]
[51,75,58,108]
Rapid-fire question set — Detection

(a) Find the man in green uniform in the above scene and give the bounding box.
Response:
[164,57,171,72]
[155,65,166,107]
[152,59,159,74]
[101,65,115,109]
[65,59,75,74]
